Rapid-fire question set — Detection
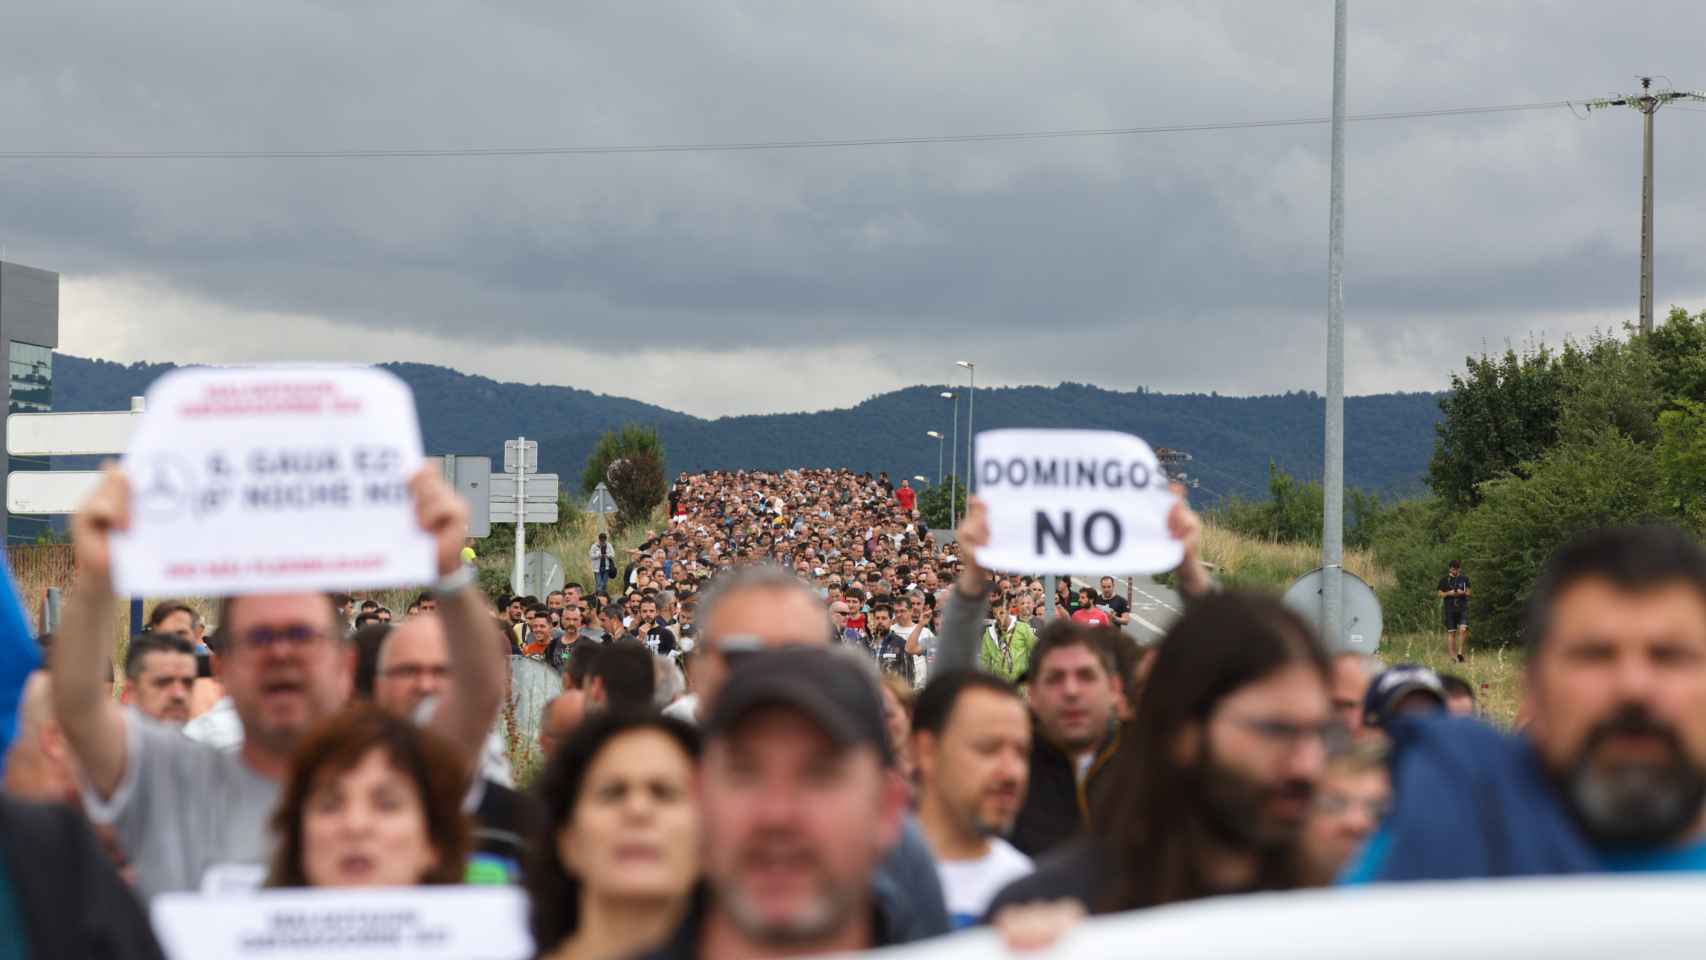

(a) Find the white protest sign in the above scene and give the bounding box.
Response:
[973,429,1181,576]
[110,366,436,596]
[151,885,532,960]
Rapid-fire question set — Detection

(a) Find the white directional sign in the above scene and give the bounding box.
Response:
[489,473,559,503]
[7,409,141,456]
[502,439,538,474]
[490,501,558,524]
[5,469,102,514]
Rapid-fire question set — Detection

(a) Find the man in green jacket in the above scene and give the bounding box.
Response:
[979,596,1037,683]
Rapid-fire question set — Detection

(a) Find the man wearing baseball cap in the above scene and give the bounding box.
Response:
[1360,664,1446,734]
[643,646,908,958]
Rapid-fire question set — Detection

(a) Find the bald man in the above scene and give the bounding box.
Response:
[374,615,538,884]
[3,671,80,804]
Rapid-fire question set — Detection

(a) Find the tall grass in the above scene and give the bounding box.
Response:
[1198,521,1393,593]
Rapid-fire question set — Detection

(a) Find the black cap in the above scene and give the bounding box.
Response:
[1363,663,1446,730]
[705,647,894,766]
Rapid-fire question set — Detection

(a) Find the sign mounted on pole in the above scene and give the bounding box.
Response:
[502,439,538,475]
[425,454,491,539]
[586,483,618,515]
[973,429,1181,576]
[522,550,566,597]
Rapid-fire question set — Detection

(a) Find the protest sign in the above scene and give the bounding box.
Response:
[973,429,1181,576]
[150,885,532,960]
[110,366,436,596]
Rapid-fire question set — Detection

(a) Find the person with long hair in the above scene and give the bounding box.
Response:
[527,712,700,960]
[990,591,1332,917]
[267,704,470,887]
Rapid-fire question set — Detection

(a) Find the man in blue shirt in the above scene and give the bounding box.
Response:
[1347,525,1706,882]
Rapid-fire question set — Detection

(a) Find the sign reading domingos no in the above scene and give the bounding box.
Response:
[975,429,1183,576]
[110,366,436,596]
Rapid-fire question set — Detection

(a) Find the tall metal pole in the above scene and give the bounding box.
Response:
[959,361,977,495]
[945,392,959,526]
[1581,79,1706,336]
[1321,0,1348,652]
[1640,97,1655,334]
[513,436,527,597]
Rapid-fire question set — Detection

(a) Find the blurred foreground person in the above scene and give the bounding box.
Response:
[527,712,699,960]
[910,672,1032,927]
[1296,742,1389,886]
[643,647,907,959]
[266,705,468,887]
[668,566,950,939]
[0,795,165,960]
[3,672,78,804]
[51,466,504,898]
[991,592,1331,915]
[1349,526,1706,880]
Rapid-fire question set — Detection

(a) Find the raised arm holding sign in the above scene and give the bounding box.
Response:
[49,366,504,900]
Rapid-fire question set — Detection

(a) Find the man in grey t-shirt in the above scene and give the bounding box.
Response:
[52,467,505,899]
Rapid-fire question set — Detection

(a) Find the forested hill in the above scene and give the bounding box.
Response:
[50,355,1442,502]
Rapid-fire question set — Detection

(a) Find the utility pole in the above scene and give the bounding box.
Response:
[1321,0,1348,652]
[943,391,958,526]
[1582,78,1706,335]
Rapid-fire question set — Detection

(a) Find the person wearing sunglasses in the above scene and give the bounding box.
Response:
[49,467,505,900]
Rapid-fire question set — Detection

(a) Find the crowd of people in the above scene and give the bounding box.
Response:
[4,463,1706,959]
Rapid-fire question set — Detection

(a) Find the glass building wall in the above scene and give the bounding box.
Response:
[7,341,52,543]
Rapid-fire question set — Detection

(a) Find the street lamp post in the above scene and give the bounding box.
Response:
[942,391,958,525]
[926,431,944,484]
[957,361,977,495]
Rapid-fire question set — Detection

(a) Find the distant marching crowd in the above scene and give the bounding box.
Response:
[6,463,1706,959]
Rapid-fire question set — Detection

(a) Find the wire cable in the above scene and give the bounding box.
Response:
[0,100,1576,161]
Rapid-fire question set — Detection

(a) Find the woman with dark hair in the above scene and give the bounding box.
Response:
[527,711,700,960]
[989,591,1332,927]
[267,704,469,887]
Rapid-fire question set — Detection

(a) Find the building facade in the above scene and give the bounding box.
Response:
[0,262,59,544]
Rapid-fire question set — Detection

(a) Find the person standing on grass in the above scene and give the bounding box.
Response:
[1438,559,1471,663]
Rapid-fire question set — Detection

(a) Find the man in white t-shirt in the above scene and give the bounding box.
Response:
[910,670,1034,927]
[894,591,937,687]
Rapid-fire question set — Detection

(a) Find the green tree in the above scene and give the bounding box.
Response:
[1428,345,1568,509]
[1656,399,1706,532]
[1644,306,1706,405]
[1555,332,1661,446]
[1452,429,1668,645]
[605,448,665,532]
[918,477,968,531]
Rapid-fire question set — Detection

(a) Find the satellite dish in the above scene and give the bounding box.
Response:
[1282,567,1383,655]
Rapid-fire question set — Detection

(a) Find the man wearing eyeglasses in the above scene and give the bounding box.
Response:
[48,467,505,900]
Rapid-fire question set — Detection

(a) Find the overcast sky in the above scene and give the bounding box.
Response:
[3,1,1705,416]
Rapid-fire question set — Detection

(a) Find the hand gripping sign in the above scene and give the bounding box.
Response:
[974,429,1182,576]
[110,366,437,596]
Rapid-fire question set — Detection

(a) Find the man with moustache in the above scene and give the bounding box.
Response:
[1348,525,1706,880]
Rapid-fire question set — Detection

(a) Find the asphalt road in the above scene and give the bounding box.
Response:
[1068,575,1183,644]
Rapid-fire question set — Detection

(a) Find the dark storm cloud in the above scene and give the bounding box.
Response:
[2,0,1706,413]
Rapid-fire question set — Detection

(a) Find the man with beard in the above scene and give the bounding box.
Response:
[1346,525,1706,880]
[643,646,909,959]
[910,671,1033,927]
[990,592,1332,915]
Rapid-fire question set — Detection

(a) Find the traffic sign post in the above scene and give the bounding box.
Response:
[586,482,618,536]
[522,550,566,597]
[425,455,492,539]
[495,438,561,596]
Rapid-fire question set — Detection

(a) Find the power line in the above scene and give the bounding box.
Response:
[0,100,1576,161]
